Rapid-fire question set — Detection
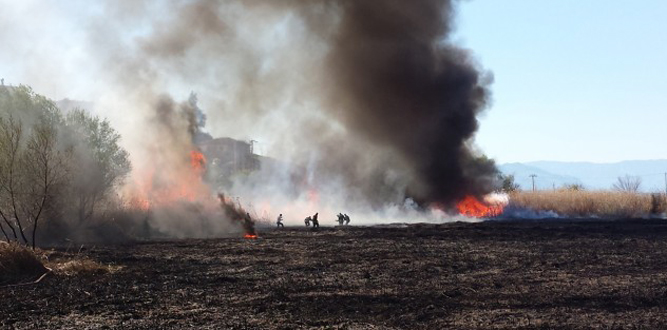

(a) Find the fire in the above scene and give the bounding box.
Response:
[457,195,504,218]
[129,149,208,210]
[218,193,259,239]
[190,150,206,173]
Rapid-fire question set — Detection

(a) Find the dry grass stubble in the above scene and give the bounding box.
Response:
[0,242,48,285]
[0,242,118,285]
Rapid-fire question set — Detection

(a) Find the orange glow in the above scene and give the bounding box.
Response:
[457,195,504,218]
[307,188,320,204]
[129,149,208,210]
[190,150,206,173]
[244,234,259,239]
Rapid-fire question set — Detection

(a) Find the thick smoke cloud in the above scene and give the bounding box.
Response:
[99,0,496,214]
[1,0,497,231]
[319,0,496,205]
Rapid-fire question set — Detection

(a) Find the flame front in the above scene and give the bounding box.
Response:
[457,195,504,218]
[190,150,206,174]
[129,149,208,210]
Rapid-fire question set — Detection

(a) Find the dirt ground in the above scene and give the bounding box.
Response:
[4,219,667,329]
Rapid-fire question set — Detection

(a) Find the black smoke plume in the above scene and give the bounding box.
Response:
[321,0,496,206]
[93,0,498,218]
[218,193,256,236]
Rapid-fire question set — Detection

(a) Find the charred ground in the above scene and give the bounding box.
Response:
[4,219,667,329]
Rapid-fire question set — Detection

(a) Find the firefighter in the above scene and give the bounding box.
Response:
[312,212,319,228]
[344,213,350,225]
[304,216,311,227]
[337,213,345,226]
[277,214,284,228]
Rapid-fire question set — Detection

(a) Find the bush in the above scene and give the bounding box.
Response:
[563,183,585,191]
[0,241,119,286]
[498,174,520,193]
[0,242,48,285]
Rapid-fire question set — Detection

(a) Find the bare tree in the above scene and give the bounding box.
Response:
[2,86,133,246]
[0,116,29,244]
[0,116,70,248]
[612,175,642,193]
[21,121,70,249]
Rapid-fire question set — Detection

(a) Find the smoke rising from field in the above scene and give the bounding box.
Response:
[319,1,495,205]
[0,0,496,232]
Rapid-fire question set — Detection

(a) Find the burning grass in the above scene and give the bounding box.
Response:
[457,194,506,218]
[509,190,667,218]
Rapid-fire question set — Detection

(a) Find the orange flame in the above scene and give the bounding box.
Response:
[457,195,504,218]
[218,193,259,239]
[129,149,208,210]
[190,150,206,173]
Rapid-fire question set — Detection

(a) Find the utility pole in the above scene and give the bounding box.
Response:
[664,172,667,195]
[530,174,537,192]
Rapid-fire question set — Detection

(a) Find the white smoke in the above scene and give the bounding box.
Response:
[0,1,495,235]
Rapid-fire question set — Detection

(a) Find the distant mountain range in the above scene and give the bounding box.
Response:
[499,160,667,192]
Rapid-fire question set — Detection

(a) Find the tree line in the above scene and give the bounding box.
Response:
[0,85,130,248]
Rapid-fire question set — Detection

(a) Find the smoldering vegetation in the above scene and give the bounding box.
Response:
[0,0,501,244]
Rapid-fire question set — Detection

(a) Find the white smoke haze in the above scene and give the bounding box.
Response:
[484,192,510,207]
[0,0,497,236]
[498,208,560,220]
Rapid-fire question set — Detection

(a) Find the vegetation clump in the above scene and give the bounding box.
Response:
[0,242,48,285]
[48,257,117,277]
[1,241,117,285]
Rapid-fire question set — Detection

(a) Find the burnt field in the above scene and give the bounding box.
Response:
[4,219,667,329]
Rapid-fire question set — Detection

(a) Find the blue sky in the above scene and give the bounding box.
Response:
[455,1,667,163]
